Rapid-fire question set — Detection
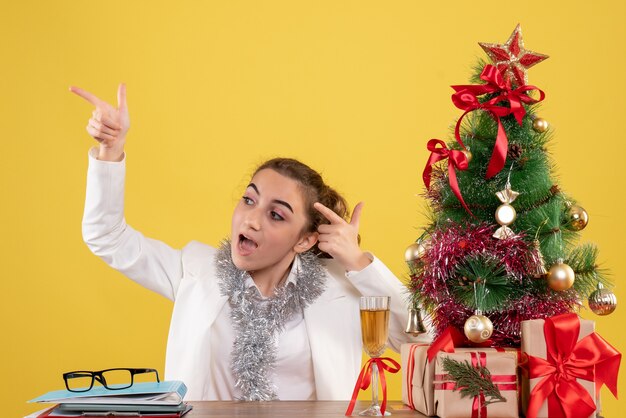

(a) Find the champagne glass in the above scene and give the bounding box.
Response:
[359,296,391,416]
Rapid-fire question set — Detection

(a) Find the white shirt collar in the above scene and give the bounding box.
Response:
[244,254,301,296]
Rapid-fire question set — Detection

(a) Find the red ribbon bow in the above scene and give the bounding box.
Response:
[526,313,622,418]
[422,139,472,215]
[427,327,466,362]
[451,64,545,179]
[345,357,401,416]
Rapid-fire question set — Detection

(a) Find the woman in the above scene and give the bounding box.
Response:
[72,84,429,401]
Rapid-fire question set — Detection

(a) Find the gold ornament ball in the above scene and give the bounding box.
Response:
[547,261,575,291]
[532,117,549,133]
[495,204,517,226]
[405,241,428,262]
[463,314,493,343]
[462,149,473,163]
[588,284,617,316]
[567,205,589,231]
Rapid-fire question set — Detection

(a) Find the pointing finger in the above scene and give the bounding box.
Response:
[314,202,345,225]
[117,83,127,111]
[349,201,364,228]
[69,86,104,107]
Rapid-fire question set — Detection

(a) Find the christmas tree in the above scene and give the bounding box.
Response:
[406,24,617,347]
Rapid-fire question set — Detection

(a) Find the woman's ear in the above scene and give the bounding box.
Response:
[294,231,319,254]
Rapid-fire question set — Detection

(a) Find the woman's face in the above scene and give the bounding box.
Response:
[230,169,318,278]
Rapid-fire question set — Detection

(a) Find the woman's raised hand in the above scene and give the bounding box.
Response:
[313,201,371,272]
[70,83,129,162]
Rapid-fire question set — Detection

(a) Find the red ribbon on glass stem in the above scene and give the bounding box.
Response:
[345,357,400,416]
[451,64,545,179]
[526,313,621,418]
[422,139,472,216]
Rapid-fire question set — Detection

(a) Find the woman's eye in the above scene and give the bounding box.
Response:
[242,196,254,205]
[270,211,284,221]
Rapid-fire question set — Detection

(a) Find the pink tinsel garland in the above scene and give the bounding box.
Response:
[409,222,576,346]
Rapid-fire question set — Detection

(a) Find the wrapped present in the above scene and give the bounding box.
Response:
[434,350,518,418]
[521,313,621,418]
[401,343,436,416]
[402,339,521,417]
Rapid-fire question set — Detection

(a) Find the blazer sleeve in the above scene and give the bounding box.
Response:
[81,147,183,301]
[344,254,433,352]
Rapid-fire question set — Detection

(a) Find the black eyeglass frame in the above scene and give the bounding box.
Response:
[63,368,160,392]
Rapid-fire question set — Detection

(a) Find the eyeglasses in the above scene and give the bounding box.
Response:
[63,368,160,392]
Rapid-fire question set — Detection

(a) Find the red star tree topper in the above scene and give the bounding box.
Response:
[479,24,549,87]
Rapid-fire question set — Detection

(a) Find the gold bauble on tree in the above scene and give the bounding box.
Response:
[588,283,617,316]
[546,259,575,291]
[462,149,473,163]
[532,117,549,133]
[463,310,493,343]
[405,239,430,273]
[566,204,589,231]
[404,241,428,263]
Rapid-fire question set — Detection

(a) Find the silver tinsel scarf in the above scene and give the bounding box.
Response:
[215,240,326,401]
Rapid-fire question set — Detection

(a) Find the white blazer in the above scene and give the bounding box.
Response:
[82,149,430,400]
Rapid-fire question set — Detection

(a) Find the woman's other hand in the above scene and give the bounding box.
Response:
[314,201,371,272]
[70,83,129,162]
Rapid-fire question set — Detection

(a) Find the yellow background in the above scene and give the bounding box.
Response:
[2,1,625,416]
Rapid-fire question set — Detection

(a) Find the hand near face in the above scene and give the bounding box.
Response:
[69,83,129,162]
[313,201,371,272]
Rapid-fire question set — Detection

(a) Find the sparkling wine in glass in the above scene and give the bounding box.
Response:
[359,296,391,416]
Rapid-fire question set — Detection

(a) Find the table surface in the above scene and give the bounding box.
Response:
[186,401,427,417]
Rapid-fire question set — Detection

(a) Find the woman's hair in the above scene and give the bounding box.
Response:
[253,157,352,258]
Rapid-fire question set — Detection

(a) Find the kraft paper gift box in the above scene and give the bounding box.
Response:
[401,343,436,416]
[521,316,596,418]
[433,351,518,418]
[402,343,520,417]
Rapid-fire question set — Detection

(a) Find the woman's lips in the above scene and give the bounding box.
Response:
[237,234,258,256]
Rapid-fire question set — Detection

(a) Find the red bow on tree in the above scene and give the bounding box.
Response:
[423,139,472,216]
[526,313,621,418]
[451,64,545,179]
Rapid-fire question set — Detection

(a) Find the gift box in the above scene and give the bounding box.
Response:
[433,350,518,418]
[401,343,436,416]
[521,313,621,418]
[402,342,520,417]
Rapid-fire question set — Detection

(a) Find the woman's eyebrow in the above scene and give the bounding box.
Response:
[247,183,294,214]
[247,183,260,195]
[273,199,294,214]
